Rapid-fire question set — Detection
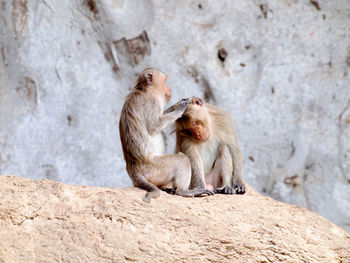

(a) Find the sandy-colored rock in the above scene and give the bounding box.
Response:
[1,0,350,232]
[0,175,349,263]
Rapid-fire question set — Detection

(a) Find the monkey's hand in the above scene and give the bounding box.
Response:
[180,98,191,105]
[173,98,189,113]
[233,180,246,194]
[164,98,190,115]
[150,98,190,135]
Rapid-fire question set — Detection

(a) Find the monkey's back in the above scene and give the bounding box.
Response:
[205,103,239,146]
[119,90,154,164]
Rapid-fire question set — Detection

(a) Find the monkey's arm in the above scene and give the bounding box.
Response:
[219,113,246,194]
[183,146,206,190]
[227,143,246,194]
[149,99,188,136]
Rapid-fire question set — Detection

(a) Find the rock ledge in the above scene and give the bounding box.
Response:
[0,175,349,262]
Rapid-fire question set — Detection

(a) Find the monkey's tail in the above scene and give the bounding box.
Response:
[133,173,160,203]
[143,190,160,203]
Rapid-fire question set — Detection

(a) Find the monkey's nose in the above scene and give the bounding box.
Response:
[192,97,203,106]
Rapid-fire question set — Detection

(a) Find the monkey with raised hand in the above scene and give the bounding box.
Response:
[175,97,246,195]
[119,68,213,202]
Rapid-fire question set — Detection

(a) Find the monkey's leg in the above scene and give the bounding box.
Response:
[151,153,213,198]
[173,153,213,197]
[212,145,237,195]
[186,149,207,190]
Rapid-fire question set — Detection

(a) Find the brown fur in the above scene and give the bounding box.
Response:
[175,97,246,194]
[119,69,213,202]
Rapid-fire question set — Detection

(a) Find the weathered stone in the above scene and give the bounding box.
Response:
[0,175,349,262]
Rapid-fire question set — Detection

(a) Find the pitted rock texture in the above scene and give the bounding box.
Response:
[0,0,350,232]
[0,176,349,263]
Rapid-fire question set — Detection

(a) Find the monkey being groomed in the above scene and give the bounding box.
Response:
[175,97,246,195]
[119,68,213,202]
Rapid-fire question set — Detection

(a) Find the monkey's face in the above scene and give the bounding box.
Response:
[187,119,210,142]
[153,71,172,103]
[176,99,211,142]
[137,68,172,103]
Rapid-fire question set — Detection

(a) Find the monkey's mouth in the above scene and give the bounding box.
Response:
[194,133,210,142]
[180,129,209,142]
[190,129,210,142]
[165,94,171,102]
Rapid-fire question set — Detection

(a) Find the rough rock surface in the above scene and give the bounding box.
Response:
[0,1,350,232]
[0,175,349,263]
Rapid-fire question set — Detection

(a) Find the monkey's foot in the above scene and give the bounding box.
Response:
[214,186,236,195]
[159,187,176,195]
[233,181,246,194]
[215,183,246,195]
[177,189,214,197]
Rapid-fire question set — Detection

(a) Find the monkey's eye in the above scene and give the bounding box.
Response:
[192,121,198,126]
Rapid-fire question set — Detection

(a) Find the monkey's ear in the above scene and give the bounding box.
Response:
[146,73,153,86]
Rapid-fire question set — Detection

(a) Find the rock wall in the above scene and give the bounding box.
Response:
[1,176,349,262]
[0,0,350,231]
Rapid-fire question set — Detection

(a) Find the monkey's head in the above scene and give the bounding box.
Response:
[135,68,172,103]
[176,97,211,142]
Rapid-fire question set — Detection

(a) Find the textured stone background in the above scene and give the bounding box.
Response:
[0,0,349,231]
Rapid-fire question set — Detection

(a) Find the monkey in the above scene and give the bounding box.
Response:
[119,68,213,202]
[175,97,246,195]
